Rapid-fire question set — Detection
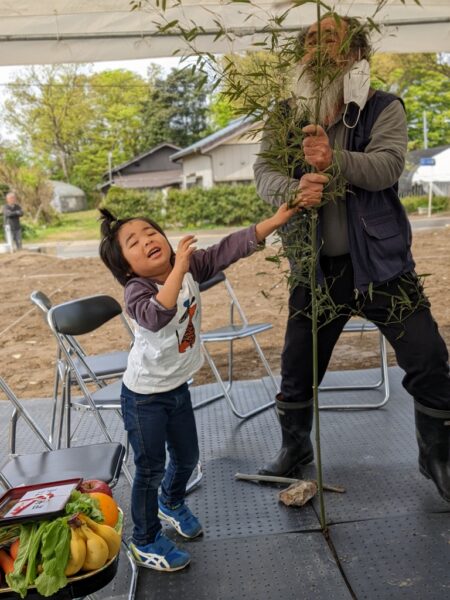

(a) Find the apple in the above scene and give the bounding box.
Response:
[79,479,113,497]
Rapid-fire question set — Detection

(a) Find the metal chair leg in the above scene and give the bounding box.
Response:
[186,462,203,493]
[319,332,391,410]
[201,343,274,419]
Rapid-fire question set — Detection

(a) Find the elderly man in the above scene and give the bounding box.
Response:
[254,15,450,502]
[3,191,23,251]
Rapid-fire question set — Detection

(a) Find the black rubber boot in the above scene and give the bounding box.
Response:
[415,401,450,502]
[258,394,314,477]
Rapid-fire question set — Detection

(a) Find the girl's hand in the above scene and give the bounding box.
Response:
[271,202,301,227]
[174,235,197,274]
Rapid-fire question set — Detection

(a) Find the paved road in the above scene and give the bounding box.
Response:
[21,215,449,259]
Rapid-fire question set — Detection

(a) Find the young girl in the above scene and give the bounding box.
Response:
[99,204,298,572]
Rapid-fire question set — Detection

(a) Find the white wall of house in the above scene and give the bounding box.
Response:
[412,148,450,196]
[181,154,214,189]
[211,143,260,183]
[179,129,262,189]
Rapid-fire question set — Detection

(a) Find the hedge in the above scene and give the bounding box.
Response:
[401,195,449,214]
[101,187,450,229]
[100,184,274,228]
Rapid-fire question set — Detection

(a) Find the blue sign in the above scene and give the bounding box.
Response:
[420,157,436,166]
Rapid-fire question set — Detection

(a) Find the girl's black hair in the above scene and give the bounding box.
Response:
[98,208,175,286]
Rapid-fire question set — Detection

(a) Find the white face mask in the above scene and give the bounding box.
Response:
[343,59,371,128]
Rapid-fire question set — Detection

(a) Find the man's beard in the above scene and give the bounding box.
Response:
[290,62,349,126]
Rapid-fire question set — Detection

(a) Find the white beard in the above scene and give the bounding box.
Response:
[290,63,349,126]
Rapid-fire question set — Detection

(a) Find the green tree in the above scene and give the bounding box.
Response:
[4,65,92,181]
[72,69,149,194]
[141,67,211,148]
[0,143,53,223]
[371,53,450,149]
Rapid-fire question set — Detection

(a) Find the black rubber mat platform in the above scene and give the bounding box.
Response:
[1,367,449,600]
[330,513,450,599]
[305,370,448,523]
[188,379,319,537]
[135,532,352,600]
[260,369,449,522]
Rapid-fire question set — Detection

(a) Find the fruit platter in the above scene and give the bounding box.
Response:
[0,479,122,599]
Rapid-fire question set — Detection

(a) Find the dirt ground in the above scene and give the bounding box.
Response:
[0,226,449,399]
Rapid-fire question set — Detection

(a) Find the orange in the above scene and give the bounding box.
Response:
[89,492,119,527]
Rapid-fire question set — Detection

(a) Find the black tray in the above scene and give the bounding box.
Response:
[0,479,81,525]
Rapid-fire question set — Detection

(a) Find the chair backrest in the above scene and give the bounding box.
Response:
[30,290,52,315]
[199,271,226,292]
[199,271,249,327]
[48,295,123,336]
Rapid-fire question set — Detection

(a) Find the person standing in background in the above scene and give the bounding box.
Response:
[3,192,23,251]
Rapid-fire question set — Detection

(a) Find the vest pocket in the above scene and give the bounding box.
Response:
[361,213,404,281]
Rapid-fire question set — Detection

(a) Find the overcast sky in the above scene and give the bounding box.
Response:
[0,57,180,84]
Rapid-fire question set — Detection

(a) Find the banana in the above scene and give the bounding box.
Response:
[65,527,87,576]
[79,524,109,571]
[78,514,121,560]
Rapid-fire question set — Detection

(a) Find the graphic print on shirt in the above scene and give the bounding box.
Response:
[176,296,197,353]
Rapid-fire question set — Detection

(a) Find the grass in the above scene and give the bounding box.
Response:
[9,204,450,246]
[23,210,101,242]
[18,209,242,244]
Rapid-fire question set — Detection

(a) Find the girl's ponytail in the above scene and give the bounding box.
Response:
[99,207,119,240]
[98,208,131,286]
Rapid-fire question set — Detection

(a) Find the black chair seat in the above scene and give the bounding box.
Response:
[75,351,129,380]
[2,442,125,487]
[201,322,272,342]
[71,380,123,410]
[343,319,378,332]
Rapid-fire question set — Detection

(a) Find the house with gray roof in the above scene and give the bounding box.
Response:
[171,117,261,189]
[399,145,450,197]
[100,143,182,194]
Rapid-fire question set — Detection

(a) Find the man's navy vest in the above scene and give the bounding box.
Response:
[288,90,415,292]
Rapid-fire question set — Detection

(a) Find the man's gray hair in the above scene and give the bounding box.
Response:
[296,15,372,61]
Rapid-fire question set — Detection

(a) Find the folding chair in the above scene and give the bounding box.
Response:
[0,377,138,600]
[196,271,279,419]
[319,318,390,410]
[30,290,132,446]
[47,294,202,492]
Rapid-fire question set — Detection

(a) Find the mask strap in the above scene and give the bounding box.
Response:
[343,103,361,129]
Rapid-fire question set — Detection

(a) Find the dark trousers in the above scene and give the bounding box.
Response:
[281,254,450,411]
[4,226,22,250]
[11,228,22,250]
[120,382,199,546]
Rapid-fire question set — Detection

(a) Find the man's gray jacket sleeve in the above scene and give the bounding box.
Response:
[253,125,300,207]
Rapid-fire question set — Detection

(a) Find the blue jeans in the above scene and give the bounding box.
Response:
[120,382,199,546]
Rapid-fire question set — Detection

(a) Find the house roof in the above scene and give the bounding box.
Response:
[107,143,181,177]
[100,170,182,191]
[399,145,450,192]
[171,117,256,161]
[50,180,85,197]
[405,145,450,166]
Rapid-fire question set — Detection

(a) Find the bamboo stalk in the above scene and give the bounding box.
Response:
[311,0,327,533]
[235,472,345,494]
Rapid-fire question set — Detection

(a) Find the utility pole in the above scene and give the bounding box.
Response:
[423,111,428,150]
[108,151,113,184]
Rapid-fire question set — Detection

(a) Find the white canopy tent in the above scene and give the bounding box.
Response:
[0,1,448,66]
